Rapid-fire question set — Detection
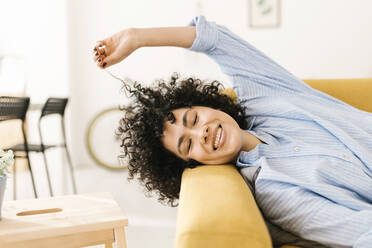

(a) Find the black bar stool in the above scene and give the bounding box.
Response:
[38,98,77,195]
[5,97,78,199]
[0,96,38,199]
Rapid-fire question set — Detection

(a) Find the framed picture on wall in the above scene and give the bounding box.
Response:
[249,0,281,28]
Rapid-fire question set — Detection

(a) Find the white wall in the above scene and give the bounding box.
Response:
[0,0,69,101]
[189,0,372,79]
[1,0,69,199]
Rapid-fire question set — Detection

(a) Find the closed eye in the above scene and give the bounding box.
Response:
[187,113,197,154]
[193,114,197,126]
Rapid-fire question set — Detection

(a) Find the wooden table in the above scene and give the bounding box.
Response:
[0,192,128,248]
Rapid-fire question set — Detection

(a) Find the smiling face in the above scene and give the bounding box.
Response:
[161,106,245,164]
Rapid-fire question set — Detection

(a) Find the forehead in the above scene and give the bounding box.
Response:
[171,107,189,116]
[163,107,190,131]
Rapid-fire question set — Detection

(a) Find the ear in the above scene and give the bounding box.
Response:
[220,88,237,104]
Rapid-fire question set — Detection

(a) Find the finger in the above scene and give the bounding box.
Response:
[93,53,105,63]
[97,55,105,64]
[96,58,105,69]
[94,45,107,62]
[96,54,109,69]
[92,48,101,61]
[99,53,120,69]
[93,44,100,53]
[93,45,102,55]
[97,40,106,47]
[93,40,106,54]
[97,56,112,69]
[98,46,106,56]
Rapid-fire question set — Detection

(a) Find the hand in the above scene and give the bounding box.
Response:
[93,28,139,69]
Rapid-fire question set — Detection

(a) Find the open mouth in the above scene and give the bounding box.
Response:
[213,124,223,150]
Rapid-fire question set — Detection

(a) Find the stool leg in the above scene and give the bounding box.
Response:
[113,226,127,248]
[25,153,38,198]
[22,123,38,198]
[105,242,113,248]
[41,150,54,197]
[64,145,77,194]
[13,158,17,200]
[61,119,77,194]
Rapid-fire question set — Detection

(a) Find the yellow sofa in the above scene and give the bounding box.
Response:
[174,79,372,248]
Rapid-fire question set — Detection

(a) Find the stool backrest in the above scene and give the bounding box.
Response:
[0,96,30,121]
[40,98,68,119]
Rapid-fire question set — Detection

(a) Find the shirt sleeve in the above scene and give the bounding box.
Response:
[255,180,372,248]
[186,16,316,99]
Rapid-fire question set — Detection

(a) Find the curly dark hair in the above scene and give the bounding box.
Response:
[115,73,249,207]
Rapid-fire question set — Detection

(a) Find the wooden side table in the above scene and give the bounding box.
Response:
[0,192,128,248]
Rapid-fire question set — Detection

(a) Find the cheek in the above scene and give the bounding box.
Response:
[223,123,241,151]
[191,143,204,158]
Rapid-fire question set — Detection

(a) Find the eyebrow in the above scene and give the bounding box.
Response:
[177,109,191,155]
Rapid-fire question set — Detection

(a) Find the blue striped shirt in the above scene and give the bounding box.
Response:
[187,16,372,248]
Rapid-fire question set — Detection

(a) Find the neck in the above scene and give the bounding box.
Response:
[241,130,264,152]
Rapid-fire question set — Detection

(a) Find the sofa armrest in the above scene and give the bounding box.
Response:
[175,165,272,248]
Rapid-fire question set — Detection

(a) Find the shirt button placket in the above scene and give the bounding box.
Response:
[294,146,300,152]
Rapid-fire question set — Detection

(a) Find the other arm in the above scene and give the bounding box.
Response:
[256,181,372,248]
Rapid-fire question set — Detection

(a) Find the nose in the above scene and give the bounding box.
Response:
[200,126,209,144]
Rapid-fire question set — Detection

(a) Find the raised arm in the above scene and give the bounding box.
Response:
[93,26,196,68]
[93,16,314,99]
[185,16,316,97]
[135,26,196,48]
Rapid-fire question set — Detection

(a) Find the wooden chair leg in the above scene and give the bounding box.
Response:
[105,241,113,248]
[113,226,127,248]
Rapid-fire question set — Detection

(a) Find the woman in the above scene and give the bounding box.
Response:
[93,16,372,247]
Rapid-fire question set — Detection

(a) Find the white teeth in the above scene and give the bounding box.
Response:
[214,127,222,149]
